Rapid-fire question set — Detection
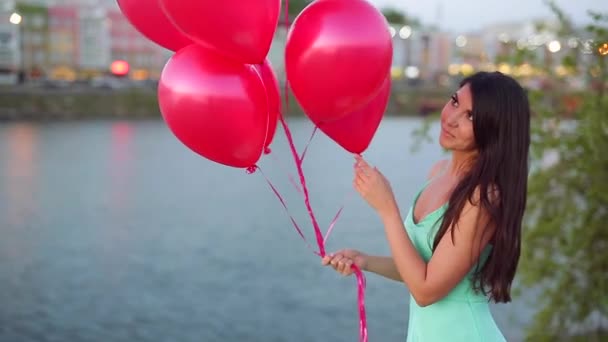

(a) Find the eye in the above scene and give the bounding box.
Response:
[450,94,459,107]
[467,111,473,121]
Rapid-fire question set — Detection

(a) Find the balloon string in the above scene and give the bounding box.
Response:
[353,265,368,342]
[268,151,303,194]
[250,165,318,255]
[266,124,317,195]
[277,112,325,257]
[281,0,324,257]
[282,1,367,341]
[323,190,354,245]
[299,126,317,163]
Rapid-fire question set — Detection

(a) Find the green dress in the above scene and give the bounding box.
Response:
[403,181,506,342]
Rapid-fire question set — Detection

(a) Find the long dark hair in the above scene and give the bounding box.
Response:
[433,71,530,303]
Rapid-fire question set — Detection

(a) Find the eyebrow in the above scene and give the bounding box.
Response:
[454,92,473,114]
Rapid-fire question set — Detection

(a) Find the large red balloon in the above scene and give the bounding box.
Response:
[159,0,281,64]
[285,0,392,123]
[317,77,391,154]
[158,45,269,168]
[253,60,280,151]
[116,0,192,51]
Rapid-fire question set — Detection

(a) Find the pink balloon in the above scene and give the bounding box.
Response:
[116,0,192,51]
[317,77,391,154]
[285,0,393,123]
[253,60,281,151]
[158,45,269,168]
[159,0,281,64]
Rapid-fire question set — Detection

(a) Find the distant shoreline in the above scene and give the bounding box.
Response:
[0,86,450,121]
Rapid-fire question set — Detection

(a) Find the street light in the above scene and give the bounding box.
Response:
[455,35,467,48]
[9,12,21,25]
[9,12,24,83]
[547,40,561,53]
[399,25,412,40]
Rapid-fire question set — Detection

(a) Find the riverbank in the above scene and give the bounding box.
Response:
[0,85,451,120]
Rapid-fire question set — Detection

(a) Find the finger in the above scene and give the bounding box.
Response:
[338,257,351,274]
[358,163,373,176]
[355,155,369,167]
[338,259,350,275]
[336,258,345,273]
[353,178,365,195]
[373,167,385,179]
[341,259,354,276]
[353,179,361,194]
[355,164,370,177]
[321,256,331,266]
[356,172,367,186]
[354,155,370,170]
[330,254,343,269]
[356,165,373,180]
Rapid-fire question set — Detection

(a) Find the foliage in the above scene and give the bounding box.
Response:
[518,5,608,341]
[380,7,421,27]
[286,0,313,17]
[285,1,422,28]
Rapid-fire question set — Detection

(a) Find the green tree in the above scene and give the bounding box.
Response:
[381,7,422,27]
[285,1,423,28]
[287,0,313,17]
[518,6,608,341]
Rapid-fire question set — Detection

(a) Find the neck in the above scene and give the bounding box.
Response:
[449,149,477,177]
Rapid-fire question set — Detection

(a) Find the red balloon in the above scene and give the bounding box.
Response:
[285,0,392,123]
[253,60,281,151]
[158,45,269,168]
[116,0,192,51]
[159,0,281,64]
[317,77,391,154]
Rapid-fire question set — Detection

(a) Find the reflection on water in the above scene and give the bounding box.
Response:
[4,123,39,228]
[0,118,532,341]
[109,122,134,219]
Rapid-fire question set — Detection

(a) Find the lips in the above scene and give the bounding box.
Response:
[441,125,455,138]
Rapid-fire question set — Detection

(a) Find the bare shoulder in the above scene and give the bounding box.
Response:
[469,183,501,207]
[427,159,450,180]
[458,185,499,240]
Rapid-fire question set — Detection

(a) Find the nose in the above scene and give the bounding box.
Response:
[445,111,459,128]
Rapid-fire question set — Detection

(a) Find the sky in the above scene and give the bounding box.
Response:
[369,0,608,32]
[59,0,608,33]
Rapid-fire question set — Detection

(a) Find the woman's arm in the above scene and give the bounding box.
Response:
[322,250,402,282]
[379,193,492,307]
[354,156,493,307]
[358,159,450,283]
[364,255,402,282]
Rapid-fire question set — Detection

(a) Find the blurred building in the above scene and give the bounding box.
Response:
[106,8,167,80]
[48,5,78,81]
[481,21,538,62]
[389,25,454,84]
[15,2,48,81]
[456,33,486,67]
[0,0,21,84]
[414,30,454,84]
[78,6,111,78]
[0,0,170,83]
[2,1,598,86]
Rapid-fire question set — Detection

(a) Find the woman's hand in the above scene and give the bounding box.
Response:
[353,155,398,217]
[321,249,368,276]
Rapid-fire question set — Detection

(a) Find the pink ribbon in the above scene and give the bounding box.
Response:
[273,112,368,342]
[249,2,369,340]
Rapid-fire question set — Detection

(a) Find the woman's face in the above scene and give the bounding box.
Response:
[439,83,476,152]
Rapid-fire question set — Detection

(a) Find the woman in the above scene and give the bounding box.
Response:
[322,71,530,341]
